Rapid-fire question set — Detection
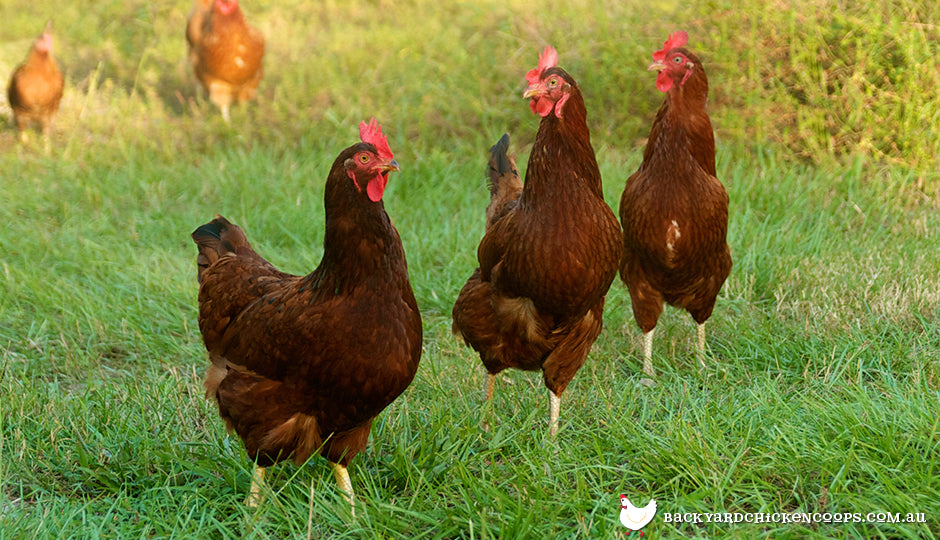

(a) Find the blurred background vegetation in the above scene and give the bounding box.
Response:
[1,0,937,181]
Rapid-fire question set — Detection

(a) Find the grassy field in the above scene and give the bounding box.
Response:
[1,0,939,538]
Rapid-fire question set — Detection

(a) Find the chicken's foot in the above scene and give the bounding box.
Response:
[642,329,656,378]
[331,462,355,517]
[548,391,561,437]
[696,322,706,368]
[245,465,265,508]
[481,373,496,432]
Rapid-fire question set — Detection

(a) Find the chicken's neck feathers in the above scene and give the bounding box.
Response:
[205,6,251,44]
[26,48,57,71]
[310,174,405,294]
[641,68,715,181]
[523,89,604,204]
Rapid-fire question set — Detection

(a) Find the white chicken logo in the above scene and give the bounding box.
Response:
[619,495,657,536]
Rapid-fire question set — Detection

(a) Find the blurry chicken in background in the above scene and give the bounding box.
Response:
[7,22,64,152]
[187,0,264,122]
[619,31,732,378]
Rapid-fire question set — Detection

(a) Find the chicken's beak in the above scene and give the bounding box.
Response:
[522,85,543,100]
[647,60,666,72]
[380,159,401,173]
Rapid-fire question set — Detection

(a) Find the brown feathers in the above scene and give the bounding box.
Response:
[619,33,732,340]
[193,136,421,469]
[484,133,523,228]
[7,24,64,142]
[188,0,264,121]
[453,48,622,431]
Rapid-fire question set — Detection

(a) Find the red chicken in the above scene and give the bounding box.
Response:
[7,22,64,151]
[188,0,264,122]
[453,47,622,437]
[619,31,732,377]
[192,120,421,513]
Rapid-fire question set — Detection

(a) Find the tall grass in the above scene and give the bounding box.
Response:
[1,0,938,538]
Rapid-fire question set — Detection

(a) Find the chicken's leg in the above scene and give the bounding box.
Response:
[696,322,706,368]
[481,373,496,432]
[245,465,265,507]
[642,329,656,377]
[331,462,355,516]
[41,123,53,155]
[208,81,233,123]
[548,391,561,437]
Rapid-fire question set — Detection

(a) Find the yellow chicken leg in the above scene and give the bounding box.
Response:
[548,391,561,437]
[481,373,496,432]
[245,465,265,508]
[642,329,656,378]
[331,462,355,516]
[207,81,233,123]
[696,322,706,368]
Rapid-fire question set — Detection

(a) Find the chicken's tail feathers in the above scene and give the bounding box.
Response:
[487,133,520,194]
[485,133,522,228]
[192,215,251,281]
[488,133,513,182]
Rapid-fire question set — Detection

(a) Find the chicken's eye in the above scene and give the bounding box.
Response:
[673,56,682,64]
[548,77,558,87]
[359,153,370,163]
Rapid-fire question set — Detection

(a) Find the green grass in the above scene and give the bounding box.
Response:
[1,0,939,538]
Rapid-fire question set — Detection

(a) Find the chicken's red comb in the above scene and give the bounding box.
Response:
[359,118,393,161]
[652,31,689,62]
[526,46,559,85]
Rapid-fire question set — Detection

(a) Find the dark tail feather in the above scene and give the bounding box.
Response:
[485,133,522,228]
[487,133,514,194]
[192,215,249,282]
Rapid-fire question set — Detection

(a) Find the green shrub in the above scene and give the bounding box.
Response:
[695,0,939,171]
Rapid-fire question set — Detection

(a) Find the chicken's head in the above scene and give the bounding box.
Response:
[523,46,575,118]
[215,0,239,16]
[345,118,400,202]
[35,33,54,54]
[647,30,695,93]
[35,22,54,54]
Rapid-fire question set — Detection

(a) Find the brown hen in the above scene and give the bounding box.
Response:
[192,120,421,513]
[619,31,732,377]
[453,47,622,437]
[7,22,64,151]
[189,0,264,122]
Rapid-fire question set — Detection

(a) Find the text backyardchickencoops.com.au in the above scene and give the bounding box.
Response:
[662,512,927,525]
